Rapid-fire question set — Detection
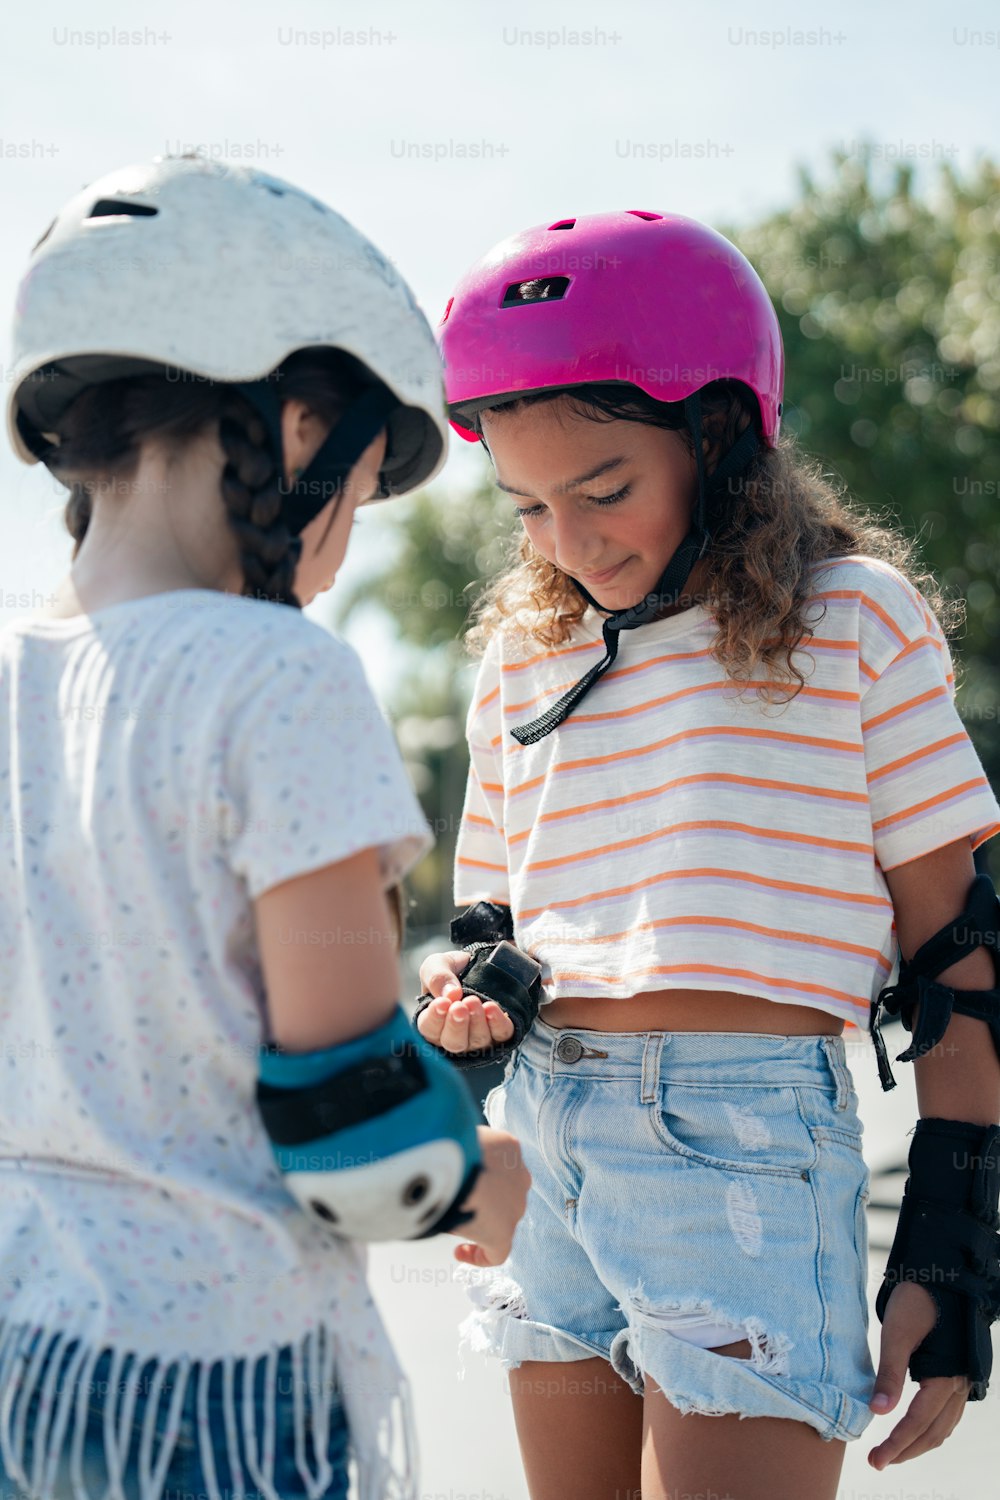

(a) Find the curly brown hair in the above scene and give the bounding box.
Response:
[465,380,963,702]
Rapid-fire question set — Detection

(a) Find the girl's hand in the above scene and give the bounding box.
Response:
[448,1126,530,1266]
[867,1282,971,1469]
[416,949,515,1054]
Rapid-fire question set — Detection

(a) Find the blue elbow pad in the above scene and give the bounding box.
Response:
[256,1006,482,1242]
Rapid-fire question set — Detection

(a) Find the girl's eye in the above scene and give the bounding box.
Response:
[591,485,630,507]
[513,484,631,520]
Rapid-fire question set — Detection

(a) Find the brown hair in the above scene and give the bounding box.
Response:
[46,348,373,609]
[466,380,961,700]
[45,352,407,945]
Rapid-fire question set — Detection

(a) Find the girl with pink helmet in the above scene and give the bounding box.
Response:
[416,211,1000,1498]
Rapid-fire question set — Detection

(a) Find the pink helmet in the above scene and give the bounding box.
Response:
[439,209,783,447]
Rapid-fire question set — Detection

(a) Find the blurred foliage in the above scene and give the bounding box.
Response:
[339,152,1000,926]
[724,151,1000,785]
[336,483,512,936]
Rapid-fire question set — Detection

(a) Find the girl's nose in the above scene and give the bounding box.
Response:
[551,512,603,577]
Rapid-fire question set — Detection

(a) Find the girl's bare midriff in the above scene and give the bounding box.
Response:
[541,986,845,1036]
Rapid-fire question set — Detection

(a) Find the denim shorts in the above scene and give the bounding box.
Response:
[465,1015,877,1443]
[0,1333,349,1500]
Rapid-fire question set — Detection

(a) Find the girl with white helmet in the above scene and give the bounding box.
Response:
[416,211,1000,1498]
[0,156,528,1500]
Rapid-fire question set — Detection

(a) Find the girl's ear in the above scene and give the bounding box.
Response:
[279,398,327,486]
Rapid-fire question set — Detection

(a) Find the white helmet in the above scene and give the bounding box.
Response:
[7,155,448,500]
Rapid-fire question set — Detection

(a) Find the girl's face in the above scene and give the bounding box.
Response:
[280,402,387,606]
[480,396,699,613]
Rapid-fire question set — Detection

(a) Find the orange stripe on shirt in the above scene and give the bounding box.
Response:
[470,682,500,720]
[538,911,888,964]
[559,678,859,727]
[499,637,600,673]
[505,723,863,794]
[548,963,872,1013]
[517,865,891,921]
[871,777,992,831]
[862,684,950,733]
[531,769,868,809]
[867,733,968,783]
[520,815,872,871]
[506,814,872,856]
[815,588,910,649]
[507,675,859,724]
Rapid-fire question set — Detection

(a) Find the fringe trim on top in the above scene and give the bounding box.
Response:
[0,1314,419,1500]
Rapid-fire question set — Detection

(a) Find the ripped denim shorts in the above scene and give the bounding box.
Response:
[462,1015,877,1443]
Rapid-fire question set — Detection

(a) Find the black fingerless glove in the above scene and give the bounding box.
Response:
[414,901,543,1070]
[876,1117,1000,1399]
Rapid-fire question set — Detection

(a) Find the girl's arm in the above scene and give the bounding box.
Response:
[253,847,530,1260]
[868,836,999,1471]
[883,837,1000,1124]
[254,843,400,1052]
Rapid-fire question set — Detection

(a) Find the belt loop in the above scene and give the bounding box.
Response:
[821,1036,850,1110]
[640,1032,664,1104]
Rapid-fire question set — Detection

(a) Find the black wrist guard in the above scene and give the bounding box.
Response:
[875,1117,1000,1399]
[869,873,1000,1091]
[414,901,542,1070]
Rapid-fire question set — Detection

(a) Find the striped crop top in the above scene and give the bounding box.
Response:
[453,555,1000,1032]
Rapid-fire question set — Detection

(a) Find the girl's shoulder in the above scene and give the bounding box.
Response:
[182,593,373,708]
[473,607,602,672]
[806,552,937,636]
[203,590,355,648]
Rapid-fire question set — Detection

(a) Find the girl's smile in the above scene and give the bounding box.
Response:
[480,394,700,613]
[578,556,633,586]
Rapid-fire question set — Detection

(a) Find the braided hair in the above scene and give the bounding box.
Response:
[48,351,408,943]
[51,348,372,609]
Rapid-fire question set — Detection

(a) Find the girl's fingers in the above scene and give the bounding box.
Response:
[879,1388,967,1467]
[419,950,472,997]
[483,1002,515,1042]
[438,1001,471,1054]
[415,998,451,1044]
[423,997,514,1050]
[452,1241,488,1266]
[462,997,493,1051]
[867,1379,966,1470]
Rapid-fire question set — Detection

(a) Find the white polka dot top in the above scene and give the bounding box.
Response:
[0,587,434,1500]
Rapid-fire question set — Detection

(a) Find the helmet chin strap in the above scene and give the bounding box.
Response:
[234,380,400,537]
[510,391,760,746]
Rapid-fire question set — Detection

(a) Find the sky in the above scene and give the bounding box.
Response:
[1,0,997,696]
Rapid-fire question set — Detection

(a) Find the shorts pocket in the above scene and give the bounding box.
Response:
[802,1081,866,1155]
[650,1082,819,1178]
[482,1051,522,1126]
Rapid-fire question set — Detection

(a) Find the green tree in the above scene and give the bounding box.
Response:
[337,479,511,937]
[726,150,1000,785]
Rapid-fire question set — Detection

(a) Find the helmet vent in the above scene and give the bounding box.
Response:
[548,219,576,231]
[86,199,159,220]
[502,276,570,306]
[627,210,663,221]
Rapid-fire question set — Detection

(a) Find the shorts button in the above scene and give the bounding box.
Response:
[556,1035,584,1063]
